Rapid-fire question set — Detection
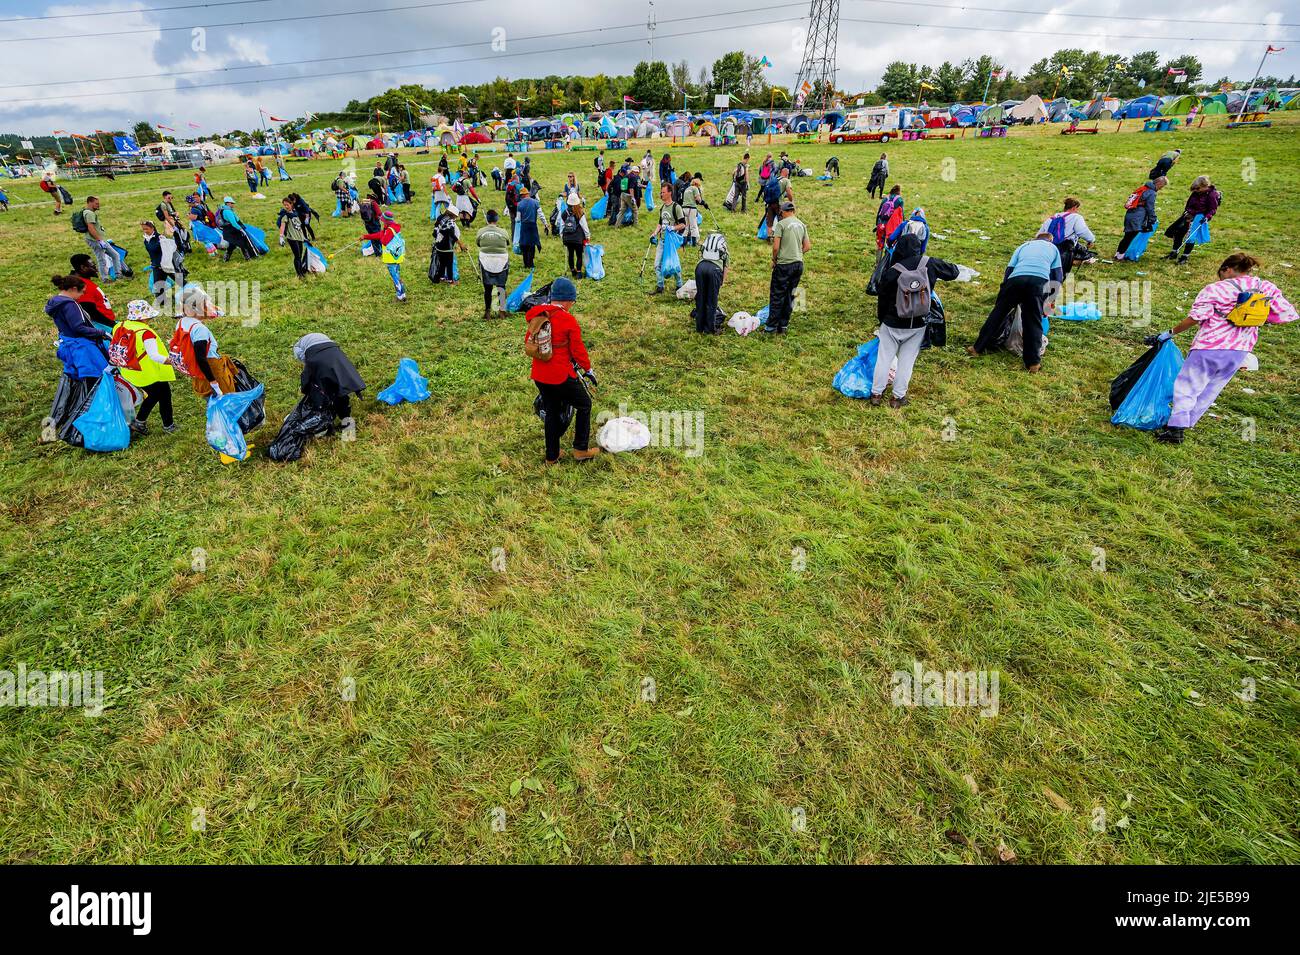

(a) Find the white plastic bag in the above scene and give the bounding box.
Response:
[597,416,651,453]
[728,311,761,336]
[676,279,697,301]
[955,264,980,282]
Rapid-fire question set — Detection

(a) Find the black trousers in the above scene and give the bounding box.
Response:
[767,261,803,331]
[222,226,256,260]
[1116,231,1140,256]
[735,182,747,212]
[431,248,455,282]
[522,244,537,269]
[693,260,724,333]
[973,274,1048,367]
[138,382,173,427]
[566,241,584,275]
[536,377,591,460]
[764,199,780,232]
[1055,240,1075,276]
[288,239,308,276]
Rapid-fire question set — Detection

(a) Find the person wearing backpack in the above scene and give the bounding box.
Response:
[476,209,511,318]
[41,169,65,215]
[430,207,468,284]
[1152,253,1297,444]
[75,196,130,282]
[1114,177,1165,261]
[524,277,598,464]
[727,153,750,213]
[762,168,791,236]
[1165,175,1221,265]
[617,162,639,227]
[560,194,591,278]
[112,300,178,436]
[680,174,706,246]
[651,183,688,295]
[277,197,311,278]
[694,231,730,334]
[868,153,889,199]
[1040,197,1095,276]
[360,210,408,302]
[218,196,260,262]
[169,285,240,398]
[968,232,1063,372]
[869,233,961,407]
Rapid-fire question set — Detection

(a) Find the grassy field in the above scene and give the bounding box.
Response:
[1,118,1298,864]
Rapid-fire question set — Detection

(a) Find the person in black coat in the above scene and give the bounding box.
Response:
[293,333,365,423]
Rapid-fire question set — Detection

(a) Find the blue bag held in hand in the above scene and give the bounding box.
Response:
[1057,302,1101,321]
[73,369,131,452]
[377,357,431,405]
[590,194,607,219]
[1122,217,1157,261]
[506,272,534,312]
[512,218,521,254]
[1111,339,1184,430]
[206,383,265,461]
[1187,213,1211,246]
[585,244,605,280]
[755,304,770,323]
[757,217,769,240]
[658,229,683,278]
[833,339,881,399]
[645,188,654,211]
[243,224,270,254]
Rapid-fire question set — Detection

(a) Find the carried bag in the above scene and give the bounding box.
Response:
[892,255,932,320]
[1111,339,1184,430]
[1225,280,1270,327]
[72,369,131,452]
[524,307,555,362]
[584,244,605,281]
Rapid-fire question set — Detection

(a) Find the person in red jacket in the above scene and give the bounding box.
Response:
[70,253,115,327]
[525,276,598,464]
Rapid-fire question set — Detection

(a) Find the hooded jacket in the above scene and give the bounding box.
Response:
[875,234,960,329]
[46,295,106,341]
[298,337,365,409]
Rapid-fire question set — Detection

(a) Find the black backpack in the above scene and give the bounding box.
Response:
[561,210,582,241]
[673,177,690,203]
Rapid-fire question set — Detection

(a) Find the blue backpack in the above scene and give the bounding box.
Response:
[762,177,783,204]
[1047,212,1069,245]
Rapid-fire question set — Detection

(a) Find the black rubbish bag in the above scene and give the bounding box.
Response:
[921,293,947,350]
[520,281,553,312]
[267,397,335,463]
[48,374,98,447]
[866,252,889,297]
[1110,343,1161,411]
[230,358,265,432]
[533,392,574,433]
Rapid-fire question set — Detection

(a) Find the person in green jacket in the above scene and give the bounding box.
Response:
[476,209,511,318]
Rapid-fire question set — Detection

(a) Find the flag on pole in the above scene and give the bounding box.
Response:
[157,124,175,131]
[1267,45,1285,53]
[771,86,788,102]
[1166,68,1186,76]
[187,122,202,129]
[992,69,1007,80]
[623,95,641,105]
[267,114,289,122]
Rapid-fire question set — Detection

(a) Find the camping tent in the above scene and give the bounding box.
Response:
[978,105,1007,125]
[1007,95,1048,123]
[460,129,492,145]
[695,121,719,137]
[665,118,692,138]
[1159,94,1199,116]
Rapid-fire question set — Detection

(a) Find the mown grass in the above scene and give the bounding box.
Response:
[0,117,1297,863]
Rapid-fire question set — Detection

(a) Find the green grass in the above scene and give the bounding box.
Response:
[1,120,1298,863]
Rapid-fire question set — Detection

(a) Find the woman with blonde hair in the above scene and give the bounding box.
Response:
[1165,175,1221,265]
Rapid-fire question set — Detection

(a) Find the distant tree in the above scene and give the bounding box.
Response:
[132,121,162,145]
[933,61,965,103]
[876,61,921,102]
[630,61,673,110]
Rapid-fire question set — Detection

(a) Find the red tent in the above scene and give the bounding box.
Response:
[460,130,492,144]
[926,116,949,128]
[366,136,385,150]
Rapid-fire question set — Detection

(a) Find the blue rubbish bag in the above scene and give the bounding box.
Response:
[106,243,131,280]
[757,217,769,240]
[658,229,683,279]
[1057,301,1101,321]
[670,170,677,184]
[756,304,770,323]
[192,220,223,251]
[73,369,131,452]
[452,255,459,281]
[243,224,270,254]
[697,211,703,226]
[833,339,881,399]
[391,182,406,203]
[305,244,328,273]
[645,188,654,211]
[1122,217,1157,261]
[206,383,264,461]
[1187,213,1211,246]
[590,194,607,219]
[1111,339,1184,431]
[512,218,521,254]
[333,197,343,217]
[585,244,605,280]
[506,272,534,312]
[430,194,439,220]
[622,206,635,225]
[377,357,431,405]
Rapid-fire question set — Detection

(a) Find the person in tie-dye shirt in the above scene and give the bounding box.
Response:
[1154,253,1297,444]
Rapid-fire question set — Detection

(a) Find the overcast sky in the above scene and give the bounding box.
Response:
[1,0,1295,135]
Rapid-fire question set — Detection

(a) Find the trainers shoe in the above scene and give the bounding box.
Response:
[869,394,884,407]
[163,423,178,434]
[1154,426,1185,444]
[129,420,147,435]
[889,395,909,409]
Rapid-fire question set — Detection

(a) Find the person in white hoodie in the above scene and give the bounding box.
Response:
[1040,197,1095,275]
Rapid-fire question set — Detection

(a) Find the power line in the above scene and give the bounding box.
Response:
[1,3,806,90]
[0,0,486,43]
[839,16,1295,44]
[0,0,269,22]
[849,0,1300,30]
[0,15,808,103]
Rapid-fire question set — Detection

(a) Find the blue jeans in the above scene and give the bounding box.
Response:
[386,263,406,298]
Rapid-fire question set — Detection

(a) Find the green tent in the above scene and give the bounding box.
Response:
[1160,94,1199,116]
[1202,100,1227,115]
[1281,93,1300,110]
[979,105,1006,125]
